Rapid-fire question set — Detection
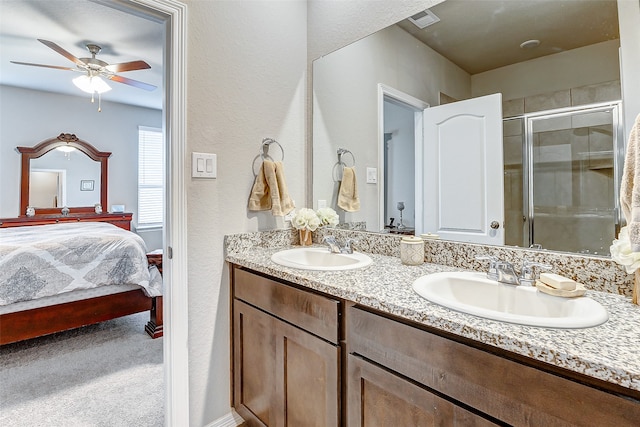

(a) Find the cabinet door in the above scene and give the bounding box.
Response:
[274,319,341,427]
[234,299,341,427]
[234,300,277,426]
[347,354,498,427]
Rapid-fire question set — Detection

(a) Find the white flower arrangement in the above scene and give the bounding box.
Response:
[316,207,339,227]
[610,226,640,274]
[291,207,339,231]
[291,208,321,232]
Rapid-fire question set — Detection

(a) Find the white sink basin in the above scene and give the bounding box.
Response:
[412,271,608,328]
[271,247,372,271]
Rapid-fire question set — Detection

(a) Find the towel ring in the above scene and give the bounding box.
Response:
[333,148,355,182]
[261,138,284,161]
[252,137,285,177]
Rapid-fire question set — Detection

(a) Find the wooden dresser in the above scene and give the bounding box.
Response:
[0,212,133,230]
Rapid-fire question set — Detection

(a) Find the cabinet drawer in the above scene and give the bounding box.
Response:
[233,267,340,344]
[348,305,640,427]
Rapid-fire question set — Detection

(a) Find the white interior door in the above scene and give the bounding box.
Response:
[419,93,504,245]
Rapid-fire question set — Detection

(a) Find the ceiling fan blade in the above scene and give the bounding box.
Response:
[37,39,86,67]
[10,61,77,71]
[104,60,151,73]
[107,74,157,91]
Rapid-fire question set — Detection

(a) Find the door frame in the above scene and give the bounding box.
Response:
[522,100,624,249]
[107,0,190,424]
[377,84,429,232]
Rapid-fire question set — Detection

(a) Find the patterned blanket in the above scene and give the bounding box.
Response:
[0,222,162,306]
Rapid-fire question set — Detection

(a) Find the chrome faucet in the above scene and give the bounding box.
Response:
[323,236,341,253]
[495,261,520,285]
[323,236,358,254]
[493,259,552,286]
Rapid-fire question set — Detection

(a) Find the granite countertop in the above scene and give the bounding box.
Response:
[226,243,640,394]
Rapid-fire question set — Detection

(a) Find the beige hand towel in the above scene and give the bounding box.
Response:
[337,166,360,212]
[621,113,640,250]
[248,161,271,212]
[248,160,295,216]
[271,161,295,216]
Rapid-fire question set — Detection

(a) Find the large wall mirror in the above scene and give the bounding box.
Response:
[18,133,110,215]
[313,0,639,257]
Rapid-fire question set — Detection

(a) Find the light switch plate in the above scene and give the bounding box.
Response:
[366,167,378,184]
[192,152,217,178]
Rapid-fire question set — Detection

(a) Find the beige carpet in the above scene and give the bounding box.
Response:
[0,312,163,427]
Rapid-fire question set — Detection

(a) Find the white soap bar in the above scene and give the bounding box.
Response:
[420,233,440,240]
[539,273,577,291]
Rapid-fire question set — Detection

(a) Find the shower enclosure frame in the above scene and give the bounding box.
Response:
[505,100,624,254]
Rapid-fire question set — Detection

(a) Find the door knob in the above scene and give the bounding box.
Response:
[490,221,500,229]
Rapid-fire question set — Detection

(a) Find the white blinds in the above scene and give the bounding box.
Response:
[138,126,164,226]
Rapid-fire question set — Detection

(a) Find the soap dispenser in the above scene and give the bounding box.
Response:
[400,236,424,265]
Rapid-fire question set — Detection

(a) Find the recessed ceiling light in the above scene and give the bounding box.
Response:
[520,39,541,49]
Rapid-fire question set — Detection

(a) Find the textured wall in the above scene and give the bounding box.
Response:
[183,1,307,424]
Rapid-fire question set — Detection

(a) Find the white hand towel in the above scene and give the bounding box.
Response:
[337,166,360,212]
[621,113,640,250]
[247,160,295,216]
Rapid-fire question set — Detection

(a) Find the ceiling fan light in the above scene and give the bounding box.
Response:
[56,145,76,153]
[73,75,112,94]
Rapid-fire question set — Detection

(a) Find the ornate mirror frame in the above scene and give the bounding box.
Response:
[17,133,111,215]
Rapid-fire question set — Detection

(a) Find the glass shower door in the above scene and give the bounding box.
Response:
[526,104,621,256]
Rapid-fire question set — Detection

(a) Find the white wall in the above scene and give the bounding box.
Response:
[471,40,621,101]
[312,23,470,230]
[618,0,640,137]
[183,1,307,424]
[384,101,416,228]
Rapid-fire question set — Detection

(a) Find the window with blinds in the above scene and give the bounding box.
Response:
[138,126,164,227]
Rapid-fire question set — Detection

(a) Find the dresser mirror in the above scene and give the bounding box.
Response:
[312,0,637,257]
[18,133,110,215]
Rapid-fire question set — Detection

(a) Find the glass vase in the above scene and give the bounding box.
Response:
[299,229,313,246]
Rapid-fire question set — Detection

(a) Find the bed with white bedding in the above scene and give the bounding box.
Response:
[0,222,163,344]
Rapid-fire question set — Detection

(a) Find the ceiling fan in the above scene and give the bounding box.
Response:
[10,39,157,92]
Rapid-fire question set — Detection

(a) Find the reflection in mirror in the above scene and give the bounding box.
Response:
[29,149,101,208]
[18,133,110,216]
[313,0,634,256]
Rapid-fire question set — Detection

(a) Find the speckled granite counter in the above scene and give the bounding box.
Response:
[225,230,640,395]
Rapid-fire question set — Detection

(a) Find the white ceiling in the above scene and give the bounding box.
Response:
[0,0,164,110]
[398,0,620,75]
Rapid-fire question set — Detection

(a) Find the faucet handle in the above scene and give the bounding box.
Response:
[343,238,359,253]
[475,255,499,280]
[520,259,552,286]
[323,236,341,253]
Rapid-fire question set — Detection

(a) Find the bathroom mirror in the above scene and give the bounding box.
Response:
[18,133,110,215]
[312,0,634,256]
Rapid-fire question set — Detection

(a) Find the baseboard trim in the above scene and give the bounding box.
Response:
[205,409,245,427]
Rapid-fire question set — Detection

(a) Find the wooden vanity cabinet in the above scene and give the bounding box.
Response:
[347,354,498,426]
[348,305,640,427]
[231,266,640,426]
[231,267,341,427]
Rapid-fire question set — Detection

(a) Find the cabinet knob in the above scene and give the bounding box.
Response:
[490,221,500,229]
